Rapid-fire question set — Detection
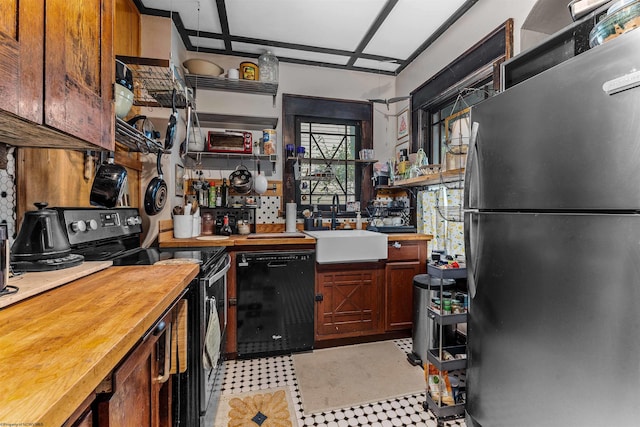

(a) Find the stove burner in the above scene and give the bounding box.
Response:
[0,285,19,297]
[11,254,85,272]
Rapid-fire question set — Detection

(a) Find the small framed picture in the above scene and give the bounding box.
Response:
[175,164,185,197]
[396,107,409,140]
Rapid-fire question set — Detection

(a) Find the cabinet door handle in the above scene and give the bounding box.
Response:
[314,294,324,302]
[156,323,172,384]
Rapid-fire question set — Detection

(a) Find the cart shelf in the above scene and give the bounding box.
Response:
[427,308,468,325]
[424,394,466,419]
[427,264,467,279]
[427,345,468,371]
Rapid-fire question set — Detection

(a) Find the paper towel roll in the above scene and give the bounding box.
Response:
[286,203,297,232]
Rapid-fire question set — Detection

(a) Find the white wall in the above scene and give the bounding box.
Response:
[186,52,397,175]
[135,1,544,243]
[395,0,540,118]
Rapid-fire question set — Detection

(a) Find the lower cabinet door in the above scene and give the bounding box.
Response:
[315,264,384,340]
[97,312,173,427]
[385,261,421,331]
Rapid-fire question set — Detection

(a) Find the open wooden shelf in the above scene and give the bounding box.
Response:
[393,168,465,187]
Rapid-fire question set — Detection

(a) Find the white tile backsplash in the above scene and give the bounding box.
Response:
[0,147,16,241]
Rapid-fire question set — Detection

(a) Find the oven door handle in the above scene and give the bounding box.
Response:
[201,254,231,288]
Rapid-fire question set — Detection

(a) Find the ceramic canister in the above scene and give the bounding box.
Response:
[239,61,259,80]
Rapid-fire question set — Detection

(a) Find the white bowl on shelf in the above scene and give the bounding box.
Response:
[114,83,134,118]
[183,59,223,76]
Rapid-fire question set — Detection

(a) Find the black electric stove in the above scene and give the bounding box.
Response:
[54,207,225,269]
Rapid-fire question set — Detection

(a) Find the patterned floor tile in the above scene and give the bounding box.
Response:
[219,338,466,427]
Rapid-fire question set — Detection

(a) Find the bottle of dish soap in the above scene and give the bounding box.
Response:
[356,211,362,230]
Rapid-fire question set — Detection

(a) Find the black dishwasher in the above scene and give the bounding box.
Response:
[236,250,315,358]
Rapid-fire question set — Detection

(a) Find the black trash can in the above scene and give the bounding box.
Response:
[408,274,457,366]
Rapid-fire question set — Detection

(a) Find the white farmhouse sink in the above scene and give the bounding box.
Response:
[304,229,388,264]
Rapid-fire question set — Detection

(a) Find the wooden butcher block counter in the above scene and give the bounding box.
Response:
[0,264,198,426]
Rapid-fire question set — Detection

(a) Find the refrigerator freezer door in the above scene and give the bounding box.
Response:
[465,211,640,427]
[466,29,640,211]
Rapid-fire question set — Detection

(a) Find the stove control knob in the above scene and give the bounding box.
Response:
[86,219,98,231]
[126,216,142,226]
[70,221,86,233]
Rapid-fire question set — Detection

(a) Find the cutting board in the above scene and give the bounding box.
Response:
[1,261,113,309]
[247,232,307,239]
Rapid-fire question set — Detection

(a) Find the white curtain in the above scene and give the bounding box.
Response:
[417,184,465,257]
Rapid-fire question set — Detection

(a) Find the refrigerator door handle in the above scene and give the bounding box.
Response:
[464,211,479,299]
[463,121,480,209]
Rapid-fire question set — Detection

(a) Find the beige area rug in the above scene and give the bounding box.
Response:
[293,341,425,415]
[214,386,298,427]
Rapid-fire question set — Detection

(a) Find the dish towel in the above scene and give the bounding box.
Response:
[203,297,221,370]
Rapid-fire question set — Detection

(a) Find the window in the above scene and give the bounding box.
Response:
[410,20,513,160]
[282,94,373,215]
[296,118,361,209]
[427,81,493,165]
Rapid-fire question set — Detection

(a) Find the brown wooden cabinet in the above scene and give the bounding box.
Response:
[315,262,384,341]
[385,239,428,331]
[0,0,114,150]
[97,310,173,427]
[313,238,429,342]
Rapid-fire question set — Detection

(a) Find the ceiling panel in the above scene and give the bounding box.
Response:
[225,0,388,52]
[134,0,479,75]
[189,36,226,50]
[232,42,350,65]
[141,0,222,33]
[364,0,468,59]
[353,58,400,73]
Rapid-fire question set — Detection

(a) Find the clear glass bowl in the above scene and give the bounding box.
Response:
[589,0,640,47]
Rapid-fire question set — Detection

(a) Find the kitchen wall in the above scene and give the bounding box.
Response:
[395,0,541,110]
[0,0,560,242]
[176,55,397,181]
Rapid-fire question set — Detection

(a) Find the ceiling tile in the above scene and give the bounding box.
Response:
[232,42,350,65]
[225,0,388,51]
[189,36,226,50]
[364,0,467,59]
[141,0,222,33]
[353,58,400,73]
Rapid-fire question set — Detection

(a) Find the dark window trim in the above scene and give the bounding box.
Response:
[282,94,373,214]
[410,19,513,153]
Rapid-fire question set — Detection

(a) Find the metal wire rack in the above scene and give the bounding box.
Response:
[435,187,464,222]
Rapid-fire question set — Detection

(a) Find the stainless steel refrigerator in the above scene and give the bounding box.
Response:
[464,28,640,427]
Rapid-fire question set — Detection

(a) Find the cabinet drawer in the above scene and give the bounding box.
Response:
[387,241,421,262]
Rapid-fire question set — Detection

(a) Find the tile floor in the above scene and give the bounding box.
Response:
[217,338,466,427]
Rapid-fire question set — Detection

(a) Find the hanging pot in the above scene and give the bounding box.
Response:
[254,160,268,195]
[144,153,168,216]
[164,89,178,151]
[127,115,156,139]
[12,202,71,261]
[229,164,253,194]
[90,156,128,208]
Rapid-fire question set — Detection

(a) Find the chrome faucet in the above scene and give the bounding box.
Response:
[331,194,340,230]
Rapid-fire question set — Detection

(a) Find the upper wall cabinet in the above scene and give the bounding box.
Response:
[0,0,114,151]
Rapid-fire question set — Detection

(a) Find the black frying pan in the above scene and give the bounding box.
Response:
[144,152,167,216]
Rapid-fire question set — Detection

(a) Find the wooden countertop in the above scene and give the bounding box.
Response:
[159,219,432,248]
[160,232,432,248]
[0,264,199,426]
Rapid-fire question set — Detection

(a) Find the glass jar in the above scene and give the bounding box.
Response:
[258,50,279,83]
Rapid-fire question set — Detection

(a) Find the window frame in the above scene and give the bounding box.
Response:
[282,94,373,215]
[410,19,514,159]
[295,117,362,211]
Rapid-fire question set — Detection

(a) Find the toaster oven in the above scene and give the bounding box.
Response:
[207,131,252,154]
